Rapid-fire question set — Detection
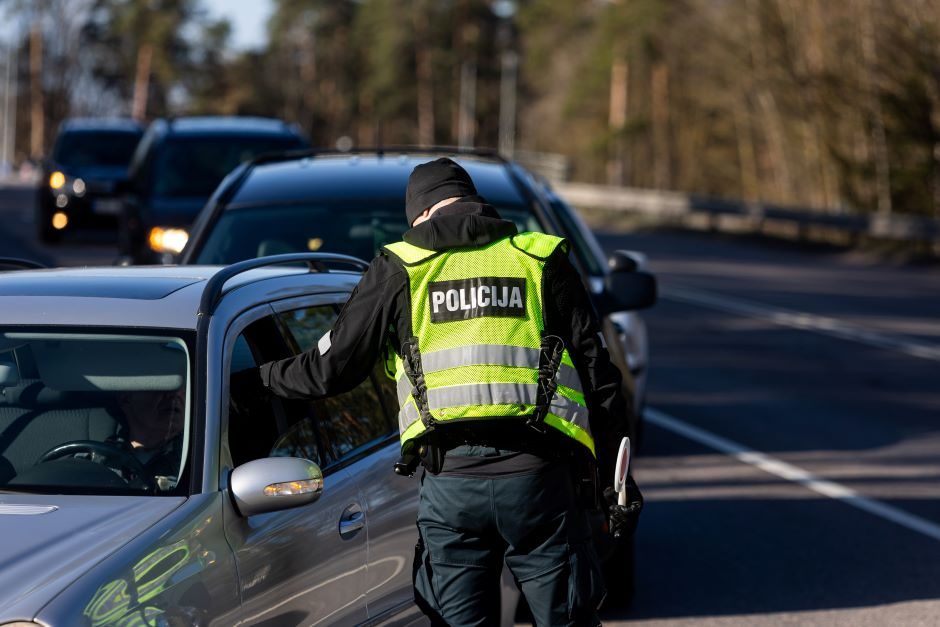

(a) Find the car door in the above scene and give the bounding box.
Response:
[273,299,422,624]
[221,308,368,626]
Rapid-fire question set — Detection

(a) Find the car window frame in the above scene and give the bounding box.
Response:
[271,295,400,474]
[219,303,301,477]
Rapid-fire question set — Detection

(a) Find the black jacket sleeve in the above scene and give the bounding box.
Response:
[259,255,410,399]
[542,246,632,486]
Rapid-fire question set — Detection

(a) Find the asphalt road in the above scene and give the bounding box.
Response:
[2,184,939,625]
[593,228,940,625]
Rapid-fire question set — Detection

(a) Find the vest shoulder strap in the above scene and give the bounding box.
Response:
[382,240,438,265]
[509,231,569,260]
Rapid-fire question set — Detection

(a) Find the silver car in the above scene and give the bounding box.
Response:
[0,255,424,626]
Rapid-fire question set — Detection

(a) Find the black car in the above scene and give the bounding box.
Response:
[38,118,144,243]
[181,149,654,426]
[120,117,309,263]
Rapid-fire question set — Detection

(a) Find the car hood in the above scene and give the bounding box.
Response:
[0,494,185,619]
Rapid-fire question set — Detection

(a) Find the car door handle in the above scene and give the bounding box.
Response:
[339,509,365,537]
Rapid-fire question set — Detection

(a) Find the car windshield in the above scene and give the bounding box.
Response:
[152,135,304,198]
[547,198,604,276]
[53,131,142,168]
[192,201,545,265]
[0,332,191,496]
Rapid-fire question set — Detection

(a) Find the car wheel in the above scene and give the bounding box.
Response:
[602,533,636,610]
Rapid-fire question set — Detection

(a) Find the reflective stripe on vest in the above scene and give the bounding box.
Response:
[394,344,584,408]
[399,398,420,434]
[421,345,583,393]
[397,381,593,455]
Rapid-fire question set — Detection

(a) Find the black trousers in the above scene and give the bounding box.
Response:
[413,462,605,626]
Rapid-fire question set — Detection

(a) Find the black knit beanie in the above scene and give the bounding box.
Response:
[405,157,478,225]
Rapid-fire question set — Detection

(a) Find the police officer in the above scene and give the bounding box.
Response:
[248,158,642,626]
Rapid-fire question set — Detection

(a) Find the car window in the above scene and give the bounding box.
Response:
[152,135,305,198]
[0,331,191,496]
[548,198,604,276]
[227,315,326,468]
[193,202,543,265]
[53,130,142,168]
[278,305,395,463]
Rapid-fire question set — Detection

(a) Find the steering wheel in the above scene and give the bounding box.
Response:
[37,440,157,492]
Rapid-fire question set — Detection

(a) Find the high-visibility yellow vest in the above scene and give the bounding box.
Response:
[382,232,594,457]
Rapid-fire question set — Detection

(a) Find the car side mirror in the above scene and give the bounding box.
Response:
[604,251,657,311]
[608,250,639,273]
[230,457,323,517]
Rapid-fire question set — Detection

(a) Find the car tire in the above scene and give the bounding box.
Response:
[602,533,636,610]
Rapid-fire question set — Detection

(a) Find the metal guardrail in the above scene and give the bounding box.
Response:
[555,182,940,245]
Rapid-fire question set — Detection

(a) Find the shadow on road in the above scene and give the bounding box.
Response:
[600,424,940,623]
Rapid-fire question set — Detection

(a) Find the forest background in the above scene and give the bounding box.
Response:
[6,0,940,218]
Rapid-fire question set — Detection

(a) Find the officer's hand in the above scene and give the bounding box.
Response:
[604,475,643,540]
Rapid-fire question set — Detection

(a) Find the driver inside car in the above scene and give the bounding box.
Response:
[110,388,185,483]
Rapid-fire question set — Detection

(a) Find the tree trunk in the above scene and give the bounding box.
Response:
[860,0,892,214]
[498,50,518,158]
[456,22,479,149]
[29,25,43,159]
[734,103,760,201]
[457,60,477,149]
[413,5,435,146]
[746,0,792,202]
[607,58,628,186]
[358,88,374,147]
[132,43,152,122]
[651,62,671,189]
[300,32,317,137]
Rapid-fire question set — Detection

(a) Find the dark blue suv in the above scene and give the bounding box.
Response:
[120,117,309,263]
[38,118,144,243]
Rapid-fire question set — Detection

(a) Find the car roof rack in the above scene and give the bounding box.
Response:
[250,145,509,168]
[198,252,370,317]
[0,258,47,271]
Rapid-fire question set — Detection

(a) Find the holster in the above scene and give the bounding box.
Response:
[394,451,420,477]
[418,436,445,474]
[394,435,445,476]
[526,334,565,434]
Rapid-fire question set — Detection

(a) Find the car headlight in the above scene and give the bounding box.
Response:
[148,227,189,254]
[49,170,66,189]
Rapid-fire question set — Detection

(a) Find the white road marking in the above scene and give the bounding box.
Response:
[663,285,940,362]
[645,407,940,543]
